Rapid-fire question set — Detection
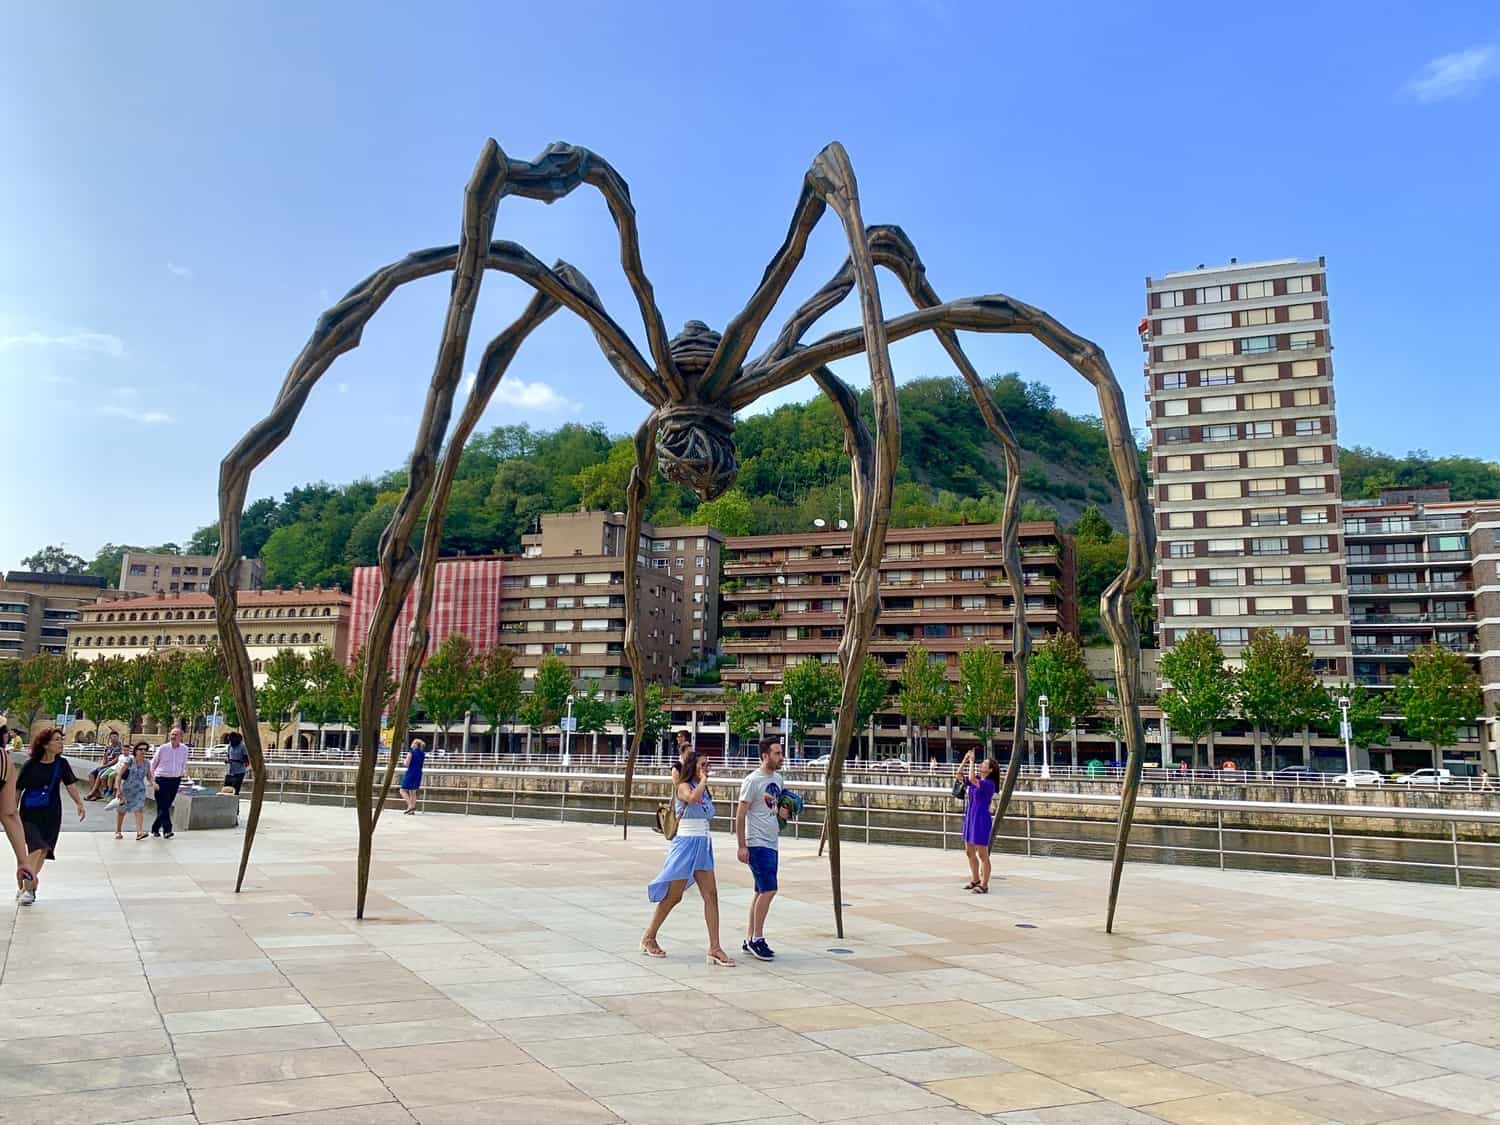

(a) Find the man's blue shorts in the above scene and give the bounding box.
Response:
[747,846,779,893]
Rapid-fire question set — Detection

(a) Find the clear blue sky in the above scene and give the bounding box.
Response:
[3,2,1497,571]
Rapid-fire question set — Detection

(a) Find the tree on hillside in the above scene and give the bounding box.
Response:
[959,645,1014,756]
[897,645,951,761]
[417,634,476,752]
[781,657,840,754]
[470,646,521,755]
[521,654,573,754]
[258,649,308,750]
[1238,630,1330,770]
[690,488,754,537]
[1157,631,1238,769]
[20,546,86,575]
[1394,644,1483,768]
[572,438,637,512]
[726,690,769,753]
[1027,632,1097,765]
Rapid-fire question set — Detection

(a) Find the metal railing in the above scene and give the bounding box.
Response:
[214,764,1500,889]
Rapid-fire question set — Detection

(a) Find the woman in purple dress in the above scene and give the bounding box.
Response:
[957,751,999,894]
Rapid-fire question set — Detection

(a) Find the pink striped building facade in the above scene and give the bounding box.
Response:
[348,557,505,680]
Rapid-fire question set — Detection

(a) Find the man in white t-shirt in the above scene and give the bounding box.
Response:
[737,736,788,961]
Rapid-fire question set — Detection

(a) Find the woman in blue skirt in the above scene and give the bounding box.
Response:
[399,738,426,815]
[641,749,735,966]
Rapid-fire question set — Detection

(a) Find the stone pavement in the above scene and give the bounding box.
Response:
[3,804,1500,1124]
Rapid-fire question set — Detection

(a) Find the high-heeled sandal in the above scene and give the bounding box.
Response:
[963,880,978,890]
[972,885,990,894]
[706,948,736,968]
[640,938,666,958]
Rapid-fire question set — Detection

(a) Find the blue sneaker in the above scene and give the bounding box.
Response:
[749,938,775,961]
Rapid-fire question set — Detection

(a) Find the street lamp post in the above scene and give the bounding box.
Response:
[783,692,792,759]
[563,694,575,769]
[1339,695,1354,789]
[1039,693,1051,780]
[62,694,72,734]
[208,693,221,755]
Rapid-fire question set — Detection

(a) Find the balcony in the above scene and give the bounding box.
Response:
[1346,550,1469,567]
[1352,612,1475,626]
[1348,581,1471,596]
[1343,518,1465,537]
[1352,642,1477,657]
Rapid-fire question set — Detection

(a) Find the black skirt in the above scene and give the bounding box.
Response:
[21,798,61,859]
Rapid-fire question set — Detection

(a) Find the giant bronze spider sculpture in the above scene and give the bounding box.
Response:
[211,139,1155,936]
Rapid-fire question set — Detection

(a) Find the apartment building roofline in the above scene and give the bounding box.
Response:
[4,570,108,589]
[1151,256,1322,284]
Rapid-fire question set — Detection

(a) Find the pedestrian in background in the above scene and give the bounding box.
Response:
[0,724,36,888]
[114,742,152,840]
[149,727,190,839]
[16,727,86,905]
[957,750,999,894]
[400,738,426,815]
[222,731,249,794]
[736,736,789,961]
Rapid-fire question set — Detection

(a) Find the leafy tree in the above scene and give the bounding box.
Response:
[77,656,149,736]
[781,657,840,752]
[572,438,637,512]
[470,646,522,755]
[258,649,308,750]
[852,654,888,734]
[690,488,754,537]
[300,646,347,750]
[1318,682,1387,755]
[0,660,21,722]
[521,654,573,753]
[959,644,1013,755]
[1238,630,1330,766]
[1072,505,1114,544]
[179,646,226,744]
[1027,631,1097,767]
[897,645,951,760]
[19,653,75,726]
[144,649,189,727]
[612,682,672,757]
[570,686,614,756]
[20,546,86,575]
[1394,644,1482,764]
[1157,630,1238,769]
[417,634,476,751]
[725,690,769,751]
[338,649,395,752]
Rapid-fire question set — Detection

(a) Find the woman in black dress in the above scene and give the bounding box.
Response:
[16,727,86,906]
[0,724,35,887]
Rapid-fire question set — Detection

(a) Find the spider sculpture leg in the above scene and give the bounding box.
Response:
[741,294,1154,933]
[753,226,1033,859]
[619,413,658,839]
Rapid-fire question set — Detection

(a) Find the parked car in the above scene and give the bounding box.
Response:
[872,757,910,772]
[1331,769,1384,786]
[1273,765,1322,781]
[1395,768,1453,785]
[806,754,832,767]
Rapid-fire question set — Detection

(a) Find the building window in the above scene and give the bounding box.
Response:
[1308,626,1334,645]
[1161,399,1189,417]
[1203,424,1237,442]
[1158,289,1183,308]
[1303,535,1332,553]
[1196,312,1232,331]
[1201,368,1234,386]
[1294,419,1321,436]
[1289,333,1318,352]
[1248,478,1285,497]
[1240,280,1274,300]
[1307,595,1335,613]
[1206,510,1242,528]
[1242,335,1276,354]
[1297,446,1327,464]
[1207,538,1243,555]
[1205,480,1240,499]
[1159,344,1187,361]
[1288,303,1315,321]
[1165,454,1192,472]
[1159,317,1185,335]
[1162,372,1187,390]
[1257,596,1293,615]
[1250,508,1288,527]
[1253,566,1291,585]
[1286,276,1313,294]
[1195,284,1231,303]
[1159,426,1190,444]
[1201,395,1236,413]
[1208,568,1241,587]
[1241,307,1274,326]
[1166,512,1194,530]
[1211,627,1249,645]
[1247,421,1277,439]
[1200,339,1234,357]
[1292,388,1320,408]
[1245,392,1278,411]
[1241,363,1278,383]
[1251,537,1289,555]
[1204,451,1239,470]
[1304,565,1333,583]
[1170,599,1197,617]
[1168,542,1195,559]
[1165,483,1193,502]
[1300,508,1330,524]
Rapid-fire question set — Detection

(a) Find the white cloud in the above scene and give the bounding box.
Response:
[491,376,580,414]
[98,403,172,425]
[167,261,194,279]
[0,331,127,358]
[1403,45,1497,102]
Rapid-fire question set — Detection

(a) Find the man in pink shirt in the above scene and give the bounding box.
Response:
[150,727,190,839]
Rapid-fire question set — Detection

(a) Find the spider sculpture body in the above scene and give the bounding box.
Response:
[211,139,1155,936]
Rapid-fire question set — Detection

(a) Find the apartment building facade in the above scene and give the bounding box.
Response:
[69,587,354,684]
[0,571,114,660]
[1145,257,1350,678]
[523,511,722,665]
[118,551,264,596]
[719,522,1076,690]
[1344,486,1500,768]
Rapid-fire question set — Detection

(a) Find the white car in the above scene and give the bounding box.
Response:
[1395,768,1452,786]
[806,754,832,767]
[1331,769,1384,786]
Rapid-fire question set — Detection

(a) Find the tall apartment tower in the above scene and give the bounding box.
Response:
[1144,258,1350,678]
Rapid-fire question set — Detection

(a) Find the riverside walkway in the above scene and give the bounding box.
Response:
[3,804,1499,1124]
